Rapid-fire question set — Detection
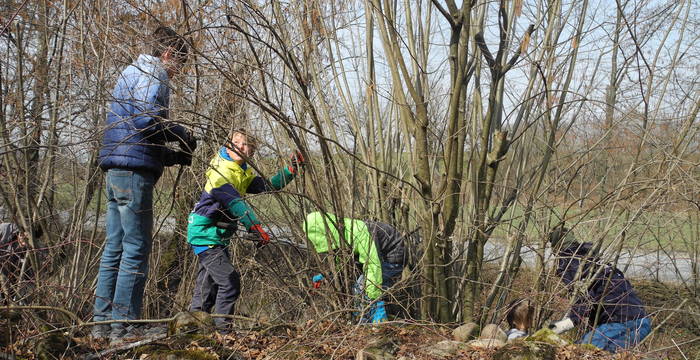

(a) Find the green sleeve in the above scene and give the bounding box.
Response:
[363,250,383,300]
[269,167,295,190]
[350,222,383,300]
[227,197,259,230]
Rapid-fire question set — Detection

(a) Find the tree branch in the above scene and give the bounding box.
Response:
[430,0,456,28]
[474,31,495,68]
[504,24,535,73]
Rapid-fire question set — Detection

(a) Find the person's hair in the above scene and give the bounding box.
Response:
[231,128,259,150]
[151,26,189,62]
[506,298,534,331]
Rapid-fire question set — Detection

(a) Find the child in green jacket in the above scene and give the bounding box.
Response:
[303,211,408,323]
[187,129,303,330]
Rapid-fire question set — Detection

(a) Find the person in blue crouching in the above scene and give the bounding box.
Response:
[547,226,652,353]
[93,25,197,344]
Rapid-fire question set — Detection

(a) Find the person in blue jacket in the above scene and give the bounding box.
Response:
[548,226,652,353]
[92,25,197,344]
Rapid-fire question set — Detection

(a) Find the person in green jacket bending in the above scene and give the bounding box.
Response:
[303,211,409,323]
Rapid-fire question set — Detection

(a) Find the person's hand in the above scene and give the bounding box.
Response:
[176,151,192,166]
[180,133,198,153]
[548,318,574,334]
[312,274,325,289]
[249,224,270,247]
[164,151,192,167]
[369,301,388,324]
[288,151,306,174]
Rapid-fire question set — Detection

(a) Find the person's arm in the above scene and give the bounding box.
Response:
[125,70,195,148]
[247,152,305,194]
[247,169,295,194]
[568,288,595,325]
[551,250,588,330]
[208,183,260,230]
[162,149,192,167]
[206,163,269,245]
[353,223,383,300]
[363,253,384,300]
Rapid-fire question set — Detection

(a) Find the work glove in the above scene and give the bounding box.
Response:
[164,151,192,166]
[176,151,192,166]
[548,317,574,334]
[368,301,388,324]
[312,274,325,289]
[288,151,306,175]
[179,133,198,153]
[248,224,270,248]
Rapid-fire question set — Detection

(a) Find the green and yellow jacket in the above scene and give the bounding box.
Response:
[303,212,406,300]
[187,148,295,247]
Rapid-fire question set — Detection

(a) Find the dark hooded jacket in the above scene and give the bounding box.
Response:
[365,221,406,265]
[556,241,647,326]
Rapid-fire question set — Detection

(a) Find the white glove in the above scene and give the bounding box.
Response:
[548,318,575,334]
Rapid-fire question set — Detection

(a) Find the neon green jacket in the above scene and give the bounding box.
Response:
[302,211,383,299]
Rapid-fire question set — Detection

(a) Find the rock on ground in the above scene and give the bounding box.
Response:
[492,341,556,360]
[479,324,507,343]
[453,322,479,342]
[467,338,506,349]
[168,311,215,336]
[424,340,467,358]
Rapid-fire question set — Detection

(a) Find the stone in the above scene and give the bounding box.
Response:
[452,322,479,342]
[355,348,395,360]
[467,338,506,349]
[492,342,556,360]
[479,323,507,343]
[356,334,398,360]
[33,332,71,360]
[526,328,569,346]
[425,340,464,358]
[168,311,215,336]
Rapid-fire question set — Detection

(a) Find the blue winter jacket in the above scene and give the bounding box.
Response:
[556,242,647,326]
[98,54,189,178]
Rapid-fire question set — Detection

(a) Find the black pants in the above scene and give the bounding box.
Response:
[190,247,240,328]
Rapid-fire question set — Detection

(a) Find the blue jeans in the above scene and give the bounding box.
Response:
[579,317,652,353]
[93,169,155,331]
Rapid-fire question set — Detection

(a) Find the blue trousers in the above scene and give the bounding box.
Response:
[579,317,652,353]
[93,170,155,331]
